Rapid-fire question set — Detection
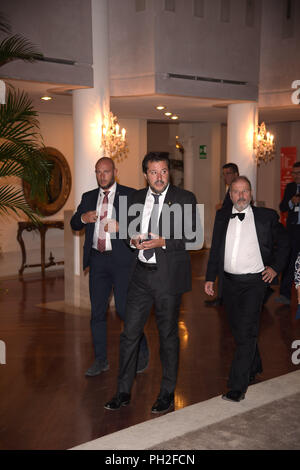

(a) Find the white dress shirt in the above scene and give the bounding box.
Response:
[92,182,117,251]
[224,205,265,274]
[138,184,169,263]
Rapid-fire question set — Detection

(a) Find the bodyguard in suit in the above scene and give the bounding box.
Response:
[70,157,148,377]
[205,176,289,402]
[105,152,199,413]
[275,161,300,305]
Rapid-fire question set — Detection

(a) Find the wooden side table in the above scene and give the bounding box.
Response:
[17,220,64,276]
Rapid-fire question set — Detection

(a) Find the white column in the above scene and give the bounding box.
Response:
[72,0,110,278]
[227,103,258,199]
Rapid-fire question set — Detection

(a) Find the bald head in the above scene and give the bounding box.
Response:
[95,157,117,190]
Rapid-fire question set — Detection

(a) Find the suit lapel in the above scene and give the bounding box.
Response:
[252,206,266,252]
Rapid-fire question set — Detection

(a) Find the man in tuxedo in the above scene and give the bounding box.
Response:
[205,163,239,307]
[70,157,148,377]
[205,176,289,402]
[275,161,300,305]
[104,152,199,413]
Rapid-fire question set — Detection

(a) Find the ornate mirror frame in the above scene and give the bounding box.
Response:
[23,146,72,216]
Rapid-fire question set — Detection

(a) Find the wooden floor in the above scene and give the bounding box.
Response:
[0,250,299,450]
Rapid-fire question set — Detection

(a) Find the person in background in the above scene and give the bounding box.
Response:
[276,161,300,306]
[295,252,300,320]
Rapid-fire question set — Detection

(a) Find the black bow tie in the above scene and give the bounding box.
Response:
[231,213,245,221]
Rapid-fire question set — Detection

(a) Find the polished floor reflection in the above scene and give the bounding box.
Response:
[0,250,299,450]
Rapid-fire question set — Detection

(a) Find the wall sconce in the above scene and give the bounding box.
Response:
[253,122,275,165]
[101,112,128,162]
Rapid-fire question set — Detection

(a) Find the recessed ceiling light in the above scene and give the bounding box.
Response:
[156,105,166,110]
[164,112,172,116]
[171,115,179,120]
[41,96,52,101]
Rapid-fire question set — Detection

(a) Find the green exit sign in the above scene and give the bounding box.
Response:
[199,145,207,159]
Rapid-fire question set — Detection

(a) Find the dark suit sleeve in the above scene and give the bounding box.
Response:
[205,210,224,282]
[164,191,199,252]
[70,194,88,231]
[279,183,295,213]
[268,211,290,275]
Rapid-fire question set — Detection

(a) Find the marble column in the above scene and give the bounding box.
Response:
[65,0,110,309]
[227,103,258,199]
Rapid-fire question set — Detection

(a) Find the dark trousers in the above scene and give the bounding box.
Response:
[280,225,300,299]
[89,250,147,361]
[117,262,181,395]
[223,272,267,393]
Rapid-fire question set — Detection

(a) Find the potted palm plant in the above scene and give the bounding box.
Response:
[0,12,51,224]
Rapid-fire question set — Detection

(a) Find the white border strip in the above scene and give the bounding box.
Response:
[70,370,300,450]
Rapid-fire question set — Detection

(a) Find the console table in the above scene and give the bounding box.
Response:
[17,220,64,276]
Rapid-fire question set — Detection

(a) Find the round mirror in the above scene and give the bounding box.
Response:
[23,147,72,216]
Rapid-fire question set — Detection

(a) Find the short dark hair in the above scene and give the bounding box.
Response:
[293,161,300,168]
[223,163,239,174]
[142,152,170,174]
[230,175,252,191]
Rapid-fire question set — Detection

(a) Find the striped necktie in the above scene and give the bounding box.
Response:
[97,190,110,252]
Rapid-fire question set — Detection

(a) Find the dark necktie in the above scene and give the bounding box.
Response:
[230,212,245,221]
[97,190,110,252]
[143,193,161,261]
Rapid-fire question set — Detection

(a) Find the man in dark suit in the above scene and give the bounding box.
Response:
[205,176,289,402]
[275,161,300,305]
[205,163,239,307]
[104,152,199,413]
[70,157,148,377]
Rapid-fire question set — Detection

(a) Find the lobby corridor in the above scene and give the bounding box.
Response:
[0,250,299,450]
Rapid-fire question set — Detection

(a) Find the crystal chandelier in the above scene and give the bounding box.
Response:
[253,122,275,165]
[101,112,129,162]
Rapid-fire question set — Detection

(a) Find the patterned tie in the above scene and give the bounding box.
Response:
[97,190,110,252]
[143,193,161,261]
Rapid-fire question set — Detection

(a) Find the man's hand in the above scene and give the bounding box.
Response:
[141,233,165,250]
[205,281,215,296]
[262,266,277,283]
[82,211,97,223]
[130,235,144,250]
[104,219,119,233]
[291,194,300,205]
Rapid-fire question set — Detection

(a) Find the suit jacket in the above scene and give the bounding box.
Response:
[206,206,290,287]
[222,190,233,210]
[128,184,198,295]
[279,182,299,227]
[70,184,136,270]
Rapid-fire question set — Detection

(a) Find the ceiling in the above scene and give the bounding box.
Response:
[4,78,300,125]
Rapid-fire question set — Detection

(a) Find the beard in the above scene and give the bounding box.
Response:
[100,176,115,190]
[149,180,169,194]
[234,198,250,212]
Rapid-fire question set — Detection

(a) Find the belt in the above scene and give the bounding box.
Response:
[224,271,263,281]
[92,248,112,255]
[137,259,158,271]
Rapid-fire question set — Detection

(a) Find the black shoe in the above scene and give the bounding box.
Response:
[85,359,109,377]
[104,393,131,410]
[204,297,222,307]
[136,349,149,373]
[151,392,174,414]
[222,390,245,402]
